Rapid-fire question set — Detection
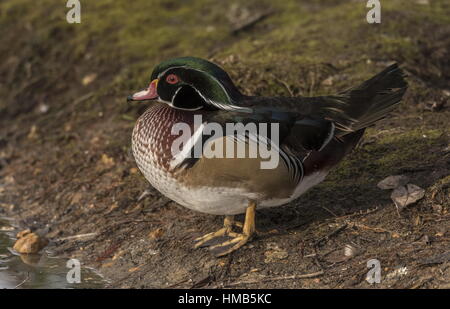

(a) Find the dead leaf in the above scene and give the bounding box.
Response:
[148,228,164,240]
[377,175,409,190]
[391,183,425,211]
[100,154,114,166]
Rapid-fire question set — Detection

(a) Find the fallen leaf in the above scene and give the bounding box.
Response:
[377,175,409,190]
[391,183,425,211]
[100,154,114,166]
[148,228,164,240]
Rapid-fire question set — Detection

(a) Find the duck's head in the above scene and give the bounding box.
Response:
[128,57,248,111]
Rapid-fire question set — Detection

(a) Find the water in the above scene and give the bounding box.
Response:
[0,217,108,289]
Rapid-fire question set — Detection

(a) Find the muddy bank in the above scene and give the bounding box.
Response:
[0,0,449,288]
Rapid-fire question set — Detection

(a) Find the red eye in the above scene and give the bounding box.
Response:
[166,74,179,84]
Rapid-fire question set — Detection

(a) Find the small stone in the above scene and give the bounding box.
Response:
[391,183,425,211]
[377,175,409,190]
[37,103,50,114]
[13,230,48,254]
[82,73,97,86]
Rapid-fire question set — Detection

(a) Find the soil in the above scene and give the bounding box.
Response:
[0,0,449,288]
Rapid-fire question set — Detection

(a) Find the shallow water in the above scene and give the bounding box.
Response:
[0,217,107,289]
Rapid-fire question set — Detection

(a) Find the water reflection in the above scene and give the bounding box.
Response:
[0,217,107,289]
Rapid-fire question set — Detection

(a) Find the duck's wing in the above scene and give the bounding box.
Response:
[170,109,335,177]
[207,109,336,153]
[245,63,408,135]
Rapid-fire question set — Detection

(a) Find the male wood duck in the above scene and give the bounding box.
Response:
[128,57,407,256]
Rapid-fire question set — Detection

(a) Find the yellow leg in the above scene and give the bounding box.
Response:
[193,215,235,248]
[193,201,256,257]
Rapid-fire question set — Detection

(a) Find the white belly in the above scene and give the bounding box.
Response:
[134,142,327,215]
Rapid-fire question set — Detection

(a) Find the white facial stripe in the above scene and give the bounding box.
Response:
[169,123,205,170]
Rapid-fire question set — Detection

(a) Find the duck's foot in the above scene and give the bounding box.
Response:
[194,201,256,257]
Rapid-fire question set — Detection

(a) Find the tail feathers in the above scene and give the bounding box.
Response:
[320,63,408,133]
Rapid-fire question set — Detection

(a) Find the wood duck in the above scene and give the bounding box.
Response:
[128,57,407,256]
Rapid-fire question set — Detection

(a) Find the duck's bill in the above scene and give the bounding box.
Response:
[127,79,158,102]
